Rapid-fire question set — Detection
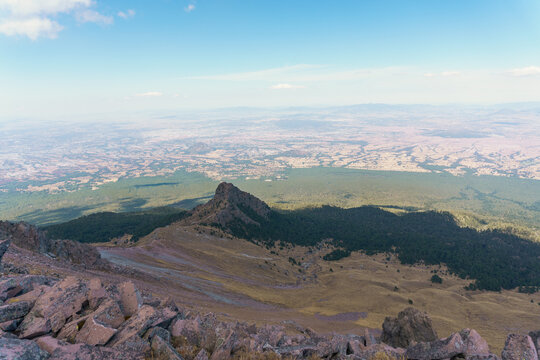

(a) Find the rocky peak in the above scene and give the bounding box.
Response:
[0,220,106,268]
[185,182,271,228]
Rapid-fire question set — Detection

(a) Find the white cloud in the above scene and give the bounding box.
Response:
[185,4,195,13]
[76,9,113,24]
[118,9,135,19]
[135,92,163,97]
[270,83,305,89]
[506,66,540,77]
[0,0,92,16]
[0,17,63,40]
[0,0,112,39]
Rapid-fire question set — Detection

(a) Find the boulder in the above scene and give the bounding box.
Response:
[381,307,438,348]
[151,335,185,360]
[171,317,202,344]
[117,281,142,317]
[18,277,89,338]
[0,238,11,273]
[92,298,125,329]
[406,332,465,360]
[0,337,50,360]
[48,343,144,360]
[528,330,540,355]
[501,334,538,360]
[0,300,32,322]
[143,326,171,343]
[35,336,68,355]
[108,305,176,348]
[460,328,491,357]
[87,278,107,309]
[0,318,21,332]
[0,275,56,302]
[75,316,117,346]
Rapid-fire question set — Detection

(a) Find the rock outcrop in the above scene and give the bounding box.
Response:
[381,307,439,348]
[0,237,10,272]
[185,182,272,228]
[0,275,528,360]
[501,334,538,360]
[0,221,106,268]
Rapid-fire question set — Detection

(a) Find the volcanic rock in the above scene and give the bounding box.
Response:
[501,334,538,360]
[0,300,32,323]
[18,277,89,338]
[406,332,465,360]
[381,307,438,348]
[0,337,50,360]
[0,237,10,272]
[151,334,184,360]
[186,182,271,228]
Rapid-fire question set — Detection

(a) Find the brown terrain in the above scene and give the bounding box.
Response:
[0,183,539,359]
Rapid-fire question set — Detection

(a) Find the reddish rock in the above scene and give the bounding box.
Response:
[0,318,21,332]
[18,277,89,338]
[460,328,491,357]
[151,335,184,360]
[170,317,202,344]
[75,316,117,346]
[35,335,67,354]
[117,281,142,317]
[48,343,144,360]
[108,305,176,348]
[406,332,466,360]
[381,307,438,348]
[501,334,538,360]
[528,330,540,355]
[87,278,107,309]
[92,298,125,329]
[0,337,50,359]
[0,275,56,302]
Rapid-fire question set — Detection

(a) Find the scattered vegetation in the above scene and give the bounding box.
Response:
[430,274,443,284]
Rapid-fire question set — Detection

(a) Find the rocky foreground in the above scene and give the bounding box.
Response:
[0,272,539,360]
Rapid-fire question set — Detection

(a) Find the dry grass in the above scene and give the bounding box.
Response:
[107,225,540,354]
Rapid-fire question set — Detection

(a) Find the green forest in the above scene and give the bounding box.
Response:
[220,205,540,292]
[44,207,187,243]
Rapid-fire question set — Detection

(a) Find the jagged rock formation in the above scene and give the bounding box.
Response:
[0,273,534,360]
[0,221,106,268]
[0,237,10,272]
[185,182,271,227]
[381,307,438,348]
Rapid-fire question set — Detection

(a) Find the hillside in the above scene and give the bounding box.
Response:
[185,182,540,292]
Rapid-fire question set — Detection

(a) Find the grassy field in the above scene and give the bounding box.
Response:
[102,224,540,354]
[1,167,538,240]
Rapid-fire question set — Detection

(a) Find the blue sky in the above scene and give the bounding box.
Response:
[1,0,539,119]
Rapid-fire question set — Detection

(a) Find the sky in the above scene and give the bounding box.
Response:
[1,0,540,120]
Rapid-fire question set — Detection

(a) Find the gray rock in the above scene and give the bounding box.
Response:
[0,238,11,273]
[0,337,50,360]
[406,332,465,360]
[381,307,438,348]
[0,301,32,323]
[48,343,143,360]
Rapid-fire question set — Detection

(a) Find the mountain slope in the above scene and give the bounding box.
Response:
[181,183,540,292]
